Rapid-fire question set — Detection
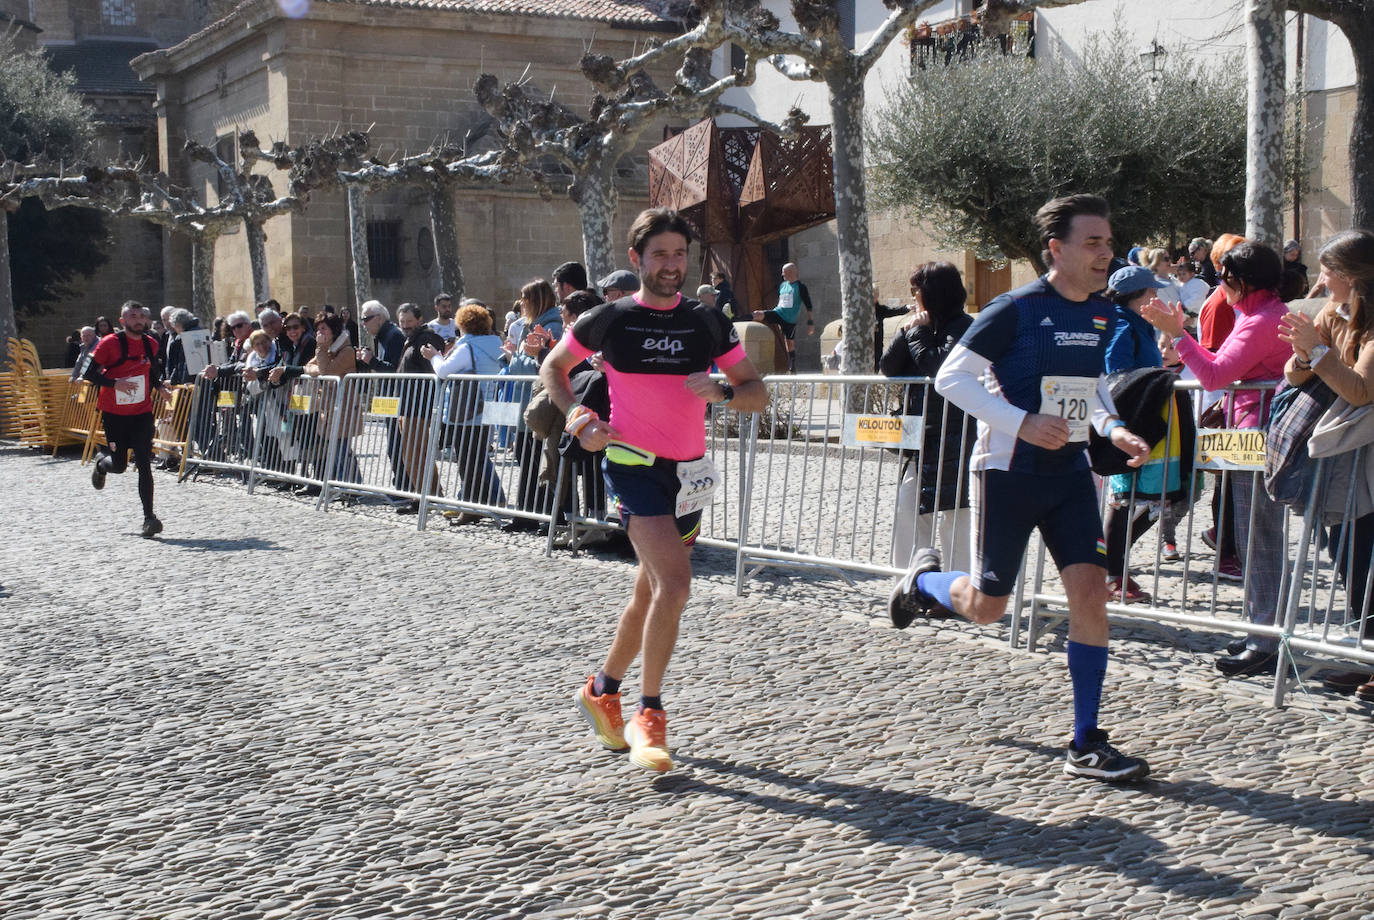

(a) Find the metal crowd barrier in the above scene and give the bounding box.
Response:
[734,374,973,585]
[417,373,555,528]
[1019,378,1374,706]
[165,368,1374,709]
[246,375,341,494]
[318,372,442,510]
[182,371,256,480]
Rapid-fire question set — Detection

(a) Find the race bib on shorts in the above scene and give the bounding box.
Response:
[675,457,720,517]
[1039,375,1096,442]
[115,375,147,406]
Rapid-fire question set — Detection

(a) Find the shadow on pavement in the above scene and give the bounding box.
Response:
[665,753,1254,900]
[155,536,285,552]
[992,737,1374,847]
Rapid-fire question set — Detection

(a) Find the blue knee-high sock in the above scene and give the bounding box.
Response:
[916,570,965,610]
[1067,641,1108,748]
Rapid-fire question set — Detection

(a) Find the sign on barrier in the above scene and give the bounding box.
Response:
[289,393,312,413]
[842,413,922,450]
[369,396,400,417]
[1195,428,1267,471]
[482,400,525,428]
[216,391,237,408]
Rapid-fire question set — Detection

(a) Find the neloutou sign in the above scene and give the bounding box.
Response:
[841,414,923,450]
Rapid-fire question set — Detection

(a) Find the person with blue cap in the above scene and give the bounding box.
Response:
[1104,264,1170,374]
[1098,263,1181,603]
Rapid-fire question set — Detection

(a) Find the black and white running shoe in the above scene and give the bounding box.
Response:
[887,546,942,629]
[1064,729,1150,782]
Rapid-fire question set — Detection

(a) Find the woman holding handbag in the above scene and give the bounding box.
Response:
[1142,242,1292,678]
[1278,230,1374,698]
[424,302,509,517]
[879,261,973,574]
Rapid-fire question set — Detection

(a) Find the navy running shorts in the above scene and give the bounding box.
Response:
[969,468,1106,597]
[760,309,798,340]
[603,455,703,545]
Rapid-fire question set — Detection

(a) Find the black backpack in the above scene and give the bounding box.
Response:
[82,332,162,387]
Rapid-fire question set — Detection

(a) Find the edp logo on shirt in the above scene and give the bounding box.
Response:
[643,335,686,355]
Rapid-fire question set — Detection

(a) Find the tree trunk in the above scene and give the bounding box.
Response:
[245,218,270,306]
[577,160,618,286]
[429,181,465,301]
[1245,0,1287,247]
[1345,16,1374,229]
[829,67,876,378]
[347,184,372,311]
[0,210,15,370]
[190,234,218,324]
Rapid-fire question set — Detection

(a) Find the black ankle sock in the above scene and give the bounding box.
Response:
[640,695,663,712]
[593,671,621,696]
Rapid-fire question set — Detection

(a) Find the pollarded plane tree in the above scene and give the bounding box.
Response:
[246,125,547,313]
[3,157,254,324]
[330,143,543,310]
[476,4,805,285]
[702,0,952,375]
[3,130,373,324]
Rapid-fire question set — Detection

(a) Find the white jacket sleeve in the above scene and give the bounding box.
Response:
[934,344,1026,438]
[1091,375,1122,436]
[432,343,473,378]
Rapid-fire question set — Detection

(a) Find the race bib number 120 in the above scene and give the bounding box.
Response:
[1039,375,1097,442]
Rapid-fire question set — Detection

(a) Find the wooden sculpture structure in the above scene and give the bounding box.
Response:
[648,118,834,318]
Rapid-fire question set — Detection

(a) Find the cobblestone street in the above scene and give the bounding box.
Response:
[3,444,1373,920]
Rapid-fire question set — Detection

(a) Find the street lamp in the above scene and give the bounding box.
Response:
[1139,39,1167,80]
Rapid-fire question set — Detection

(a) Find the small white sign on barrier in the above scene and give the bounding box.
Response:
[482,401,525,428]
[1195,428,1267,471]
[841,414,923,450]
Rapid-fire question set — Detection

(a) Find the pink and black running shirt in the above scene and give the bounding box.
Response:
[565,294,746,461]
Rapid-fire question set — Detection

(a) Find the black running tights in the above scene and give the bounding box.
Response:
[101,411,156,516]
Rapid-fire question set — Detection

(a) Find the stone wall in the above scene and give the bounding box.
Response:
[147,6,677,321]
[1298,84,1356,256]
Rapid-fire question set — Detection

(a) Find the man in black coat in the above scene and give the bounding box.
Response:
[357,301,411,495]
[392,303,447,512]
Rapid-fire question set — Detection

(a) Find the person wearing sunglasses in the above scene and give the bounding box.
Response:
[1143,242,1292,678]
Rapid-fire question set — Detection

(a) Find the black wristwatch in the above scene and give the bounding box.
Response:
[718,382,736,404]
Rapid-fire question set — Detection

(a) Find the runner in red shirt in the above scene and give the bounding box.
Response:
[87,301,170,537]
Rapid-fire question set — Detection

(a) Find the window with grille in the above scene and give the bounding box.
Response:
[214,134,235,200]
[102,0,136,26]
[367,221,403,280]
[730,43,747,73]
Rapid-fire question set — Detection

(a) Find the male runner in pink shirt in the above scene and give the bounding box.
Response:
[541,208,767,772]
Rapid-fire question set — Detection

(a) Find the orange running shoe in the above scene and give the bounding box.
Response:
[625,707,672,773]
[575,676,628,752]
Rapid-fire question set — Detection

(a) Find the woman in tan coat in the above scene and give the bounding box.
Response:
[305,312,362,485]
[1280,229,1374,698]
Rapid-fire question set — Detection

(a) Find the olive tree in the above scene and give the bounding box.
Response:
[866,33,1249,270]
[0,33,98,358]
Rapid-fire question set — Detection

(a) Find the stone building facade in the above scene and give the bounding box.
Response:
[131,0,681,325]
[16,0,212,362]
